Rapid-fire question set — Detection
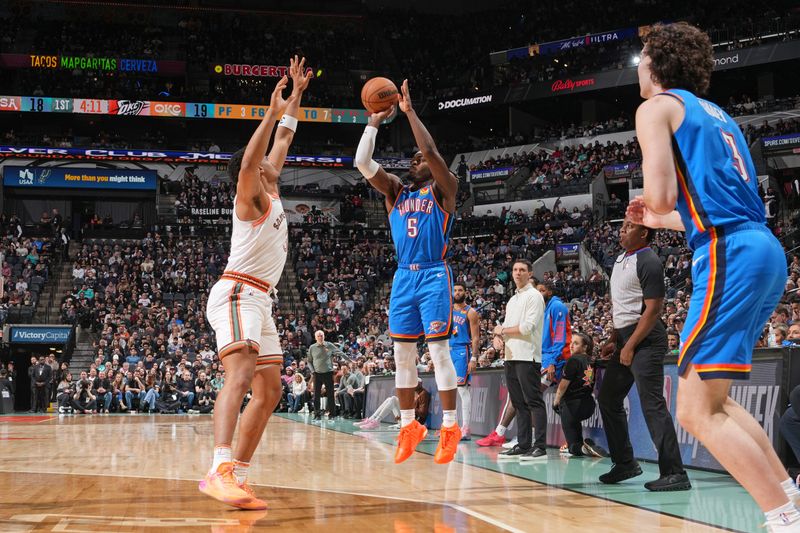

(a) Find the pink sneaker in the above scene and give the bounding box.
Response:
[360,418,380,430]
[476,431,506,447]
[354,419,370,427]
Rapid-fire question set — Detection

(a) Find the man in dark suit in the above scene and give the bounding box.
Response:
[27,356,36,412]
[33,356,53,412]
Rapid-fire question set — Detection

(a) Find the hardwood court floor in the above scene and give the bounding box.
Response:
[0,413,761,532]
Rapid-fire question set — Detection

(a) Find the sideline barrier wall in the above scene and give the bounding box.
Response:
[365,348,795,471]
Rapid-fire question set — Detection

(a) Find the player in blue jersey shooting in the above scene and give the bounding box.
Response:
[354,79,462,464]
[628,23,794,531]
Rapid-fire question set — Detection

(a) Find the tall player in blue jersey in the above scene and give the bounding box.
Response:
[354,80,462,464]
[628,23,796,530]
[451,283,481,440]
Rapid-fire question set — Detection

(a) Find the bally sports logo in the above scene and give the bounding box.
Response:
[551,78,596,92]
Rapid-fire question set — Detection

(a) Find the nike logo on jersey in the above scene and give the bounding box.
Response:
[693,256,704,267]
[436,272,445,278]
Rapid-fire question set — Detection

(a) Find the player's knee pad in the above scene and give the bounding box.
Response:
[394,341,418,388]
[428,341,457,391]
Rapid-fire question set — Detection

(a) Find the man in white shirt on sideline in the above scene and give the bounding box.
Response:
[494,259,548,461]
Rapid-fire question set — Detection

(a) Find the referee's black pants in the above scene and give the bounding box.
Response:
[313,371,335,415]
[598,343,685,476]
[505,361,547,450]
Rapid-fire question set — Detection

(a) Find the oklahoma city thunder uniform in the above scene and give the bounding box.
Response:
[206,194,288,369]
[450,305,475,385]
[388,185,454,342]
[660,89,786,380]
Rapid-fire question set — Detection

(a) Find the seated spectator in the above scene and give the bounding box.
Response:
[287,373,308,413]
[72,375,97,414]
[552,332,606,457]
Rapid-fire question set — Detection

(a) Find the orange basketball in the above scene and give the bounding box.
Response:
[361,77,399,114]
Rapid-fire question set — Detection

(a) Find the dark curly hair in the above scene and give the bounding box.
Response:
[642,22,714,95]
[227,147,246,186]
[573,331,594,358]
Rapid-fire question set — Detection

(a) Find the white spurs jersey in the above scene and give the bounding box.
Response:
[224,195,288,286]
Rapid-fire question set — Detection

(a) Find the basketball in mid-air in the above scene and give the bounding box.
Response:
[361,77,399,114]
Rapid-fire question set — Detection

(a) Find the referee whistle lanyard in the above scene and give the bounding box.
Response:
[624,246,651,257]
[618,246,651,268]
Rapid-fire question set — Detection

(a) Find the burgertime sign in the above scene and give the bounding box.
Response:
[213,63,316,78]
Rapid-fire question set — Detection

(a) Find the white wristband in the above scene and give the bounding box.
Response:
[278,115,298,132]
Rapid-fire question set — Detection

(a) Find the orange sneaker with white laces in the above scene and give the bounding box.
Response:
[199,462,254,508]
[434,425,462,464]
[394,420,428,464]
[237,481,268,510]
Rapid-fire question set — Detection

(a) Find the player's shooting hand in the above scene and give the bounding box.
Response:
[368,105,396,127]
[398,79,413,114]
[269,75,294,116]
[289,55,312,95]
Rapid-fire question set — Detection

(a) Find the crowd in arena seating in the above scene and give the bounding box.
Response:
[1,1,797,108]
[0,214,57,326]
[466,138,641,200]
[36,167,795,416]
[173,168,234,218]
[743,117,800,145]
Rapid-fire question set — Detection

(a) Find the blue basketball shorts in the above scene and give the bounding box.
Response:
[389,262,453,342]
[450,344,472,385]
[678,223,786,380]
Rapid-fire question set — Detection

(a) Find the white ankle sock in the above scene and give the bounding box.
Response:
[765,501,800,524]
[233,460,249,484]
[496,424,507,437]
[781,478,800,501]
[210,445,232,474]
[400,409,415,427]
[442,409,457,427]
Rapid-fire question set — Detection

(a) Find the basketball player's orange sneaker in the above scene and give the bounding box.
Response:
[434,424,462,464]
[394,420,428,463]
[199,462,254,508]
[237,481,268,510]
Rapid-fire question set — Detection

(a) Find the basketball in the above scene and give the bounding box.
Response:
[361,77,399,113]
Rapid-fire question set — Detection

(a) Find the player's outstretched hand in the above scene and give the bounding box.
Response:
[270,75,294,116]
[367,105,396,127]
[626,195,661,228]
[289,55,312,95]
[398,79,413,114]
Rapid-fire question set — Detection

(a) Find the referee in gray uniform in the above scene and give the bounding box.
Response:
[597,218,691,491]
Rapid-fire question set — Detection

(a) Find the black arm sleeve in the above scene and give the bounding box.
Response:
[636,250,665,300]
